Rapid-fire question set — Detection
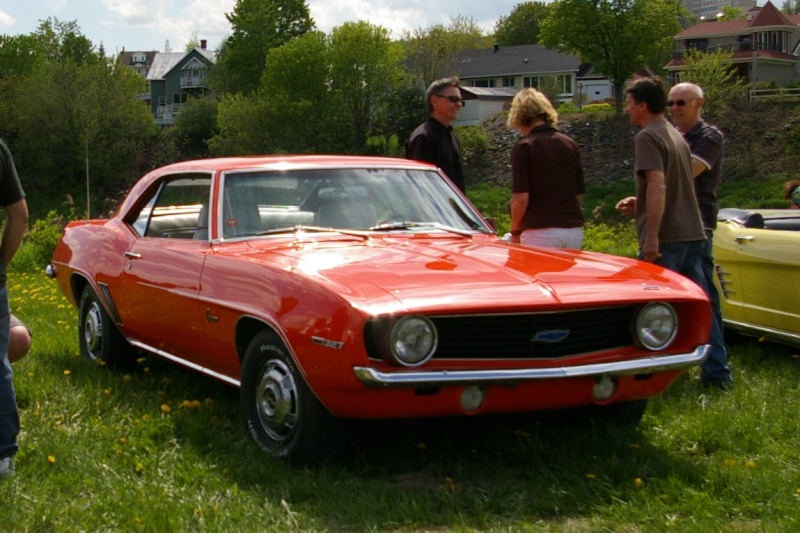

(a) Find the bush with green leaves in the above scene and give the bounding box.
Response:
[455,125,490,174]
[10,210,68,273]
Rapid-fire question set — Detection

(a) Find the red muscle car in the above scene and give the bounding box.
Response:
[47,155,710,462]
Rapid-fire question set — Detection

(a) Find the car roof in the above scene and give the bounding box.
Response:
[153,155,437,174]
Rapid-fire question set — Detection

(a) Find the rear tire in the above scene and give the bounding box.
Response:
[78,285,136,368]
[240,331,345,463]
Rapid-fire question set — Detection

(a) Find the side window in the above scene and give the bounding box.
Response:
[128,174,211,239]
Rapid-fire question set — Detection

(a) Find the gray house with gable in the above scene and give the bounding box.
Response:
[451,44,613,126]
[147,42,216,127]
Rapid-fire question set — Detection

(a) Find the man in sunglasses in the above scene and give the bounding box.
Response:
[616,78,726,385]
[667,82,732,390]
[406,76,466,192]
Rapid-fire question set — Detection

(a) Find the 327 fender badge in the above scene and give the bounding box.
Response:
[311,336,345,349]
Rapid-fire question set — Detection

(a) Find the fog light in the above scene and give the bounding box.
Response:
[460,385,486,412]
[592,375,617,402]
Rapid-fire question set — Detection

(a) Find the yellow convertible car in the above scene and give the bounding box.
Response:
[713,208,800,348]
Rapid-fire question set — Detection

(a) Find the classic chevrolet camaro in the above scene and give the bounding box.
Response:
[713,208,800,348]
[47,155,710,462]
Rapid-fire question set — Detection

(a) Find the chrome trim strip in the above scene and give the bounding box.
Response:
[723,319,800,348]
[128,340,241,387]
[353,345,709,388]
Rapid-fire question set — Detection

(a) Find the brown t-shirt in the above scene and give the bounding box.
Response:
[633,120,704,248]
[510,124,585,229]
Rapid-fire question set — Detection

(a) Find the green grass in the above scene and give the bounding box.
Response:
[3,256,800,531]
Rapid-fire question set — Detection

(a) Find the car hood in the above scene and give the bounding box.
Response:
[234,236,694,314]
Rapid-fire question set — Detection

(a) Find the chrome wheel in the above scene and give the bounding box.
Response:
[256,359,299,443]
[83,300,104,361]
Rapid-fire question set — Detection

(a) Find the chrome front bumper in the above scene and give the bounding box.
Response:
[353,345,709,389]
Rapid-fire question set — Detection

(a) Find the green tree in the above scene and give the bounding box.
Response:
[401,16,489,89]
[215,0,315,95]
[493,2,551,46]
[328,22,407,153]
[168,96,219,159]
[783,0,800,14]
[11,60,155,203]
[33,17,99,65]
[540,0,685,114]
[680,49,746,115]
[210,31,331,156]
[718,6,745,20]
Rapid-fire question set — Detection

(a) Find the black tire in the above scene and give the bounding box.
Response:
[240,331,345,463]
[78,285,136,368]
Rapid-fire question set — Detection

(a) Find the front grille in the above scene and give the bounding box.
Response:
[365,307,634,361]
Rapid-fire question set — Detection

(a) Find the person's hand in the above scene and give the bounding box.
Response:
[615,196,636,219]
[510,235,521,244]
[642,236,661,263]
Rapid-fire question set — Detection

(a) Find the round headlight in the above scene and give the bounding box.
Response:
[389,316,437,367]
[635,302,678,351]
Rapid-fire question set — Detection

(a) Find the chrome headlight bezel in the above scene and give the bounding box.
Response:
[634,302,678,351]
[387,315,438,367]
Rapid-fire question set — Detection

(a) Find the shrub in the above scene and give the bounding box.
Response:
[456,125,490,171]
[10,210,69,274]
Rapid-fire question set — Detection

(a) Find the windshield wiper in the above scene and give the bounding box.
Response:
[368,221,475,237]
[255,225,370,239]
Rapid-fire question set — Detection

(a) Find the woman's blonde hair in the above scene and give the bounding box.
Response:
[506,88,559,130]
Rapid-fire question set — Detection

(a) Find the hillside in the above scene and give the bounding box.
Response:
[471,101,800,194]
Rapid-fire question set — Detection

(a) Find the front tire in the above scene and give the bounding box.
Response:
[240,331,345,463]
[78,285,136,368]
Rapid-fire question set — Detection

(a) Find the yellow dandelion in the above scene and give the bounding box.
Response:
[136,357,147,364]
[795,488,800,495]
[634,477,644,488]
[47,455,56,465]
[417,442,427,450]
[629,443,640,450]
[134,517,142,524]
[660,494,669,502]
[585,473,596,480]
[135,462,144,474]
[63,369,71,376]
[745,460,756,469]
[122,374,132,383]
[97,360,106,367]
[160,404,171,413]
[204,398,214,407]
[222,468,230,476]
[119,437,127,445]
[104,388,112,395]
[725,459,737,467]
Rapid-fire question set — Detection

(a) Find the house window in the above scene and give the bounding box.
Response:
[473,78,495,87]
[522,76,541,89]
[557,75,573,94]
[687,40,708,51]
[501,77,515,87]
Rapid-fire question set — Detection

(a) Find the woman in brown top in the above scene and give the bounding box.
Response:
[506,88,585,249]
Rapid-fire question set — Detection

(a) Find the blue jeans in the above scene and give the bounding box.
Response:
[644,239,732,384]
[0,285,19,460]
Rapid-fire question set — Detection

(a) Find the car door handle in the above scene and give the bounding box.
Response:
[734,236,755,244]
[124,251,142,259]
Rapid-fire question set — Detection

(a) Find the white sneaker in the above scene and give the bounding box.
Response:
[0,457,14,479]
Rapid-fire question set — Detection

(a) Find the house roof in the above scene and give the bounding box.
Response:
[460,87,517,98]
[675,1,800,39]
[146,48,216,81]
[455,44,582,78]
[118,50,159,66]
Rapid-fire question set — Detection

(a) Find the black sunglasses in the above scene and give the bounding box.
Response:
[436,94,465,105]
[666,98,695,107]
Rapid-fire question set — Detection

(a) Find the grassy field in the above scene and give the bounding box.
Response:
[2,247,800,531]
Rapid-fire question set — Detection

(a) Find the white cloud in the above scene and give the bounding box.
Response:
[0,10,16,27]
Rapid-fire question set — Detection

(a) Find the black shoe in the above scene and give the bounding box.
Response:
[699,377,732,390]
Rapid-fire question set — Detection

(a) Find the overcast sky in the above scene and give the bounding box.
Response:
[0,0,525,55]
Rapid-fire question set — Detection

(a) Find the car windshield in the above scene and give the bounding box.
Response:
[218,167,491,239]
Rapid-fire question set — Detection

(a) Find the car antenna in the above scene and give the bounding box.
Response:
[85,129,90,220]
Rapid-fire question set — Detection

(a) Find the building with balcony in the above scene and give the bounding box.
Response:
[682,0,757,21]
[666,1,800,87]
[147,40,216,127]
